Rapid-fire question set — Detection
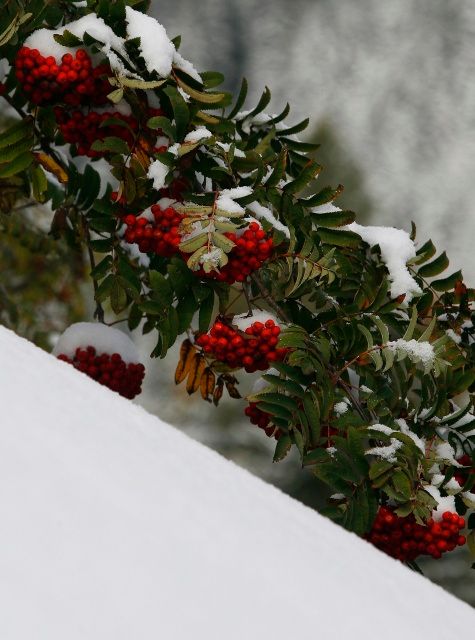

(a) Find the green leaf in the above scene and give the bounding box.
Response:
[0,151,33,177]
[311,209,355,228]
[198,291,214,333]
[200,71,225,88]
[0,137,33,163]
[163,86,190,141]
[431,270,463,292]
[146,116,176,141]
[90,136,130,155]
[303,390,321,446]
[273,434,292,462]
[0,119,33,149]
[317,227,361,248]
[301,184,344,208]
[283,161,321,196]
[418,252,449,278]
[149,270,173,306]
[175,76,226,104]
[228,77,248,119]
[53,29,83,46]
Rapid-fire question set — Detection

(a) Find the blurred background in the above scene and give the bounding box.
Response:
[1,0,474,605]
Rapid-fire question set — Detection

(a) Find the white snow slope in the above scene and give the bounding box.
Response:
[0,325,474,639]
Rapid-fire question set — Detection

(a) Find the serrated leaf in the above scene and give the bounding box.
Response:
[0,151,33,178]
[418,252,449,278]
[175,76,226,104]
[91,136,130,155]
[163,86,190,141]
[311,209,355,228]
[273,433,292,462]
[317,227,361,248]
[431,270,463,292]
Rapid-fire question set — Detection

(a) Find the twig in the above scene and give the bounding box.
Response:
[250,272,291,323]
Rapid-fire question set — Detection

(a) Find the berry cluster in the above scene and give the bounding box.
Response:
[15,47,111,106]
[57,346,145,399]
[196,318,286,373]
[367,506,466,562]
[198,223,273,284]
[454,454,475,486]
[245,402,280,438]
[55,109,138,157]
[123,205,184,257]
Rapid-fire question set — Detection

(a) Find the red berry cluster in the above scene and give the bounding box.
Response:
[15,47,111,106]
[123,205,184,257]
[454,454,474,486]
[245,402,282,439]
[196,318,286,373]
[57,346,145,399]
[367,506,466,562]
[55,108,138,157]
[197,222,273,284]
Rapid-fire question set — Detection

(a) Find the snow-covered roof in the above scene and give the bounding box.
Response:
[0,325,474,639]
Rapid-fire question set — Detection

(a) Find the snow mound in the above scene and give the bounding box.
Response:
[52,321,140,363]
[0,325,474,639]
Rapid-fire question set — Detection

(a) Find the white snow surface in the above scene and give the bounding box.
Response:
[346,222,422,303]
[147,158,170,191]
[52,322,140,364]
[247,201,290,238]
[25,14,127,64]
[1,325,475,639]
[183,127,213,143]
[125,7,175,78]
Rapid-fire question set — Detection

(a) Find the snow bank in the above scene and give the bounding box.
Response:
[0,325,474,639]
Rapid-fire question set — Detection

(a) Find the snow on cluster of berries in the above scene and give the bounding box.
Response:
[123,204,184,257]
[195,317,286,373]
[15,47,110,107]
[53,322,145,399]
[198,222,274,284]
[367,506,466,562]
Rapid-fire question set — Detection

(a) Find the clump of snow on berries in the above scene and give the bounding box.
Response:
[53,322,139,363]
[233,311,281,332]
[195,317,286,373]
[23,14,127,63]
[53,322,145,399]
[345,222,422,303]
[367,506,466,562]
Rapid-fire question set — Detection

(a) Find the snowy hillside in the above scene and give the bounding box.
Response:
[0,325,474,639]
